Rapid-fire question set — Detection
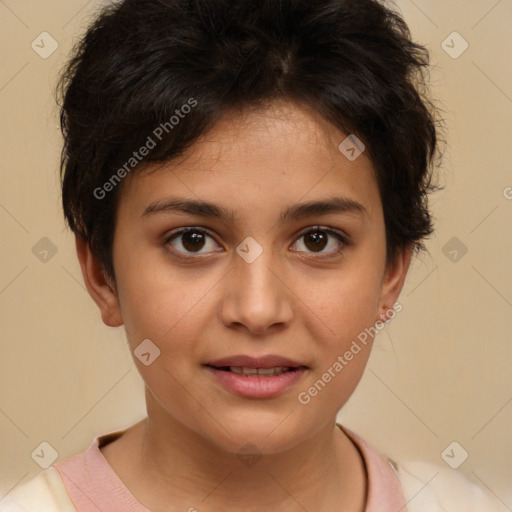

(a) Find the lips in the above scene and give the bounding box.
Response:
[205,355,308,398]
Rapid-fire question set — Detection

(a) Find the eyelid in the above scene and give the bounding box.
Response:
[295,225,349,242]
[165,226,216,240]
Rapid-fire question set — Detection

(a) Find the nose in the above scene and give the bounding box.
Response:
[219,245,295,336]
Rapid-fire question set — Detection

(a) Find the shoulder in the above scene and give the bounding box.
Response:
[394,459,502,511]
[0,467,76,512]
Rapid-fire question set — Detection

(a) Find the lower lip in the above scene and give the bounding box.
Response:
[205,367,307,398]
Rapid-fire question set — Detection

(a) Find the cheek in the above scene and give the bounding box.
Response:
[293,260,383,410]
[123,283,212,352]
[113,247,212,346]
[295,273,379,416]
[301,264,383,347]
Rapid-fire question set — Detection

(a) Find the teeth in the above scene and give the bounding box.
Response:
[229,367,290,376]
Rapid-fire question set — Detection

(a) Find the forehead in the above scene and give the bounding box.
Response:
[118,100,380,221]
[175,100,357,169]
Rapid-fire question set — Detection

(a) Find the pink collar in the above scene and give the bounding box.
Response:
[54,424,407,511]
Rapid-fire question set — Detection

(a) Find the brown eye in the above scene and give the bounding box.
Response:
[292,227,348,256]
[303,231,328,252]
[165,228,220,255]
[181,231,206,252]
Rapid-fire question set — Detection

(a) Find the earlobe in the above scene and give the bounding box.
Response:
[377,245,413,320]
[75,235,123,327]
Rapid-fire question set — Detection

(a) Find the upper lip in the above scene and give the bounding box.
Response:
[206,355,307,369]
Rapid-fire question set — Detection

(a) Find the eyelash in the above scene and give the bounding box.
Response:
[163,226,350,260]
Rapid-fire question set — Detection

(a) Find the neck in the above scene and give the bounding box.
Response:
[107,398,367,512]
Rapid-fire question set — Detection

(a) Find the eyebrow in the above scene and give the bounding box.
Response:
[141,196,368,223]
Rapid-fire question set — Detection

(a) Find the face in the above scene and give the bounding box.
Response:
[82,100,410,455]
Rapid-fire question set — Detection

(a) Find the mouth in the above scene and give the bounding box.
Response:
[204,355,308,398]
[212,366,299,377]
[205,354,308,375]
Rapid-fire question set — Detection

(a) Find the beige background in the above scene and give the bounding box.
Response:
[1,0,511,507]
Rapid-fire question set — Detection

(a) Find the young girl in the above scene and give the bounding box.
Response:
[2,0,500,510]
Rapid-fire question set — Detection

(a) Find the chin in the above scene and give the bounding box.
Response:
[195,410,315,456]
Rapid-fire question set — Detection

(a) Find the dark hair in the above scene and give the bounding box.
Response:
[57,0,444,281]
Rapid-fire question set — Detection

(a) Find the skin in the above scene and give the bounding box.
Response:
[76,99,412,512]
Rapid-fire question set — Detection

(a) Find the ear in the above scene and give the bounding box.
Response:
[75,234,123,327]
[376,245,413,321]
